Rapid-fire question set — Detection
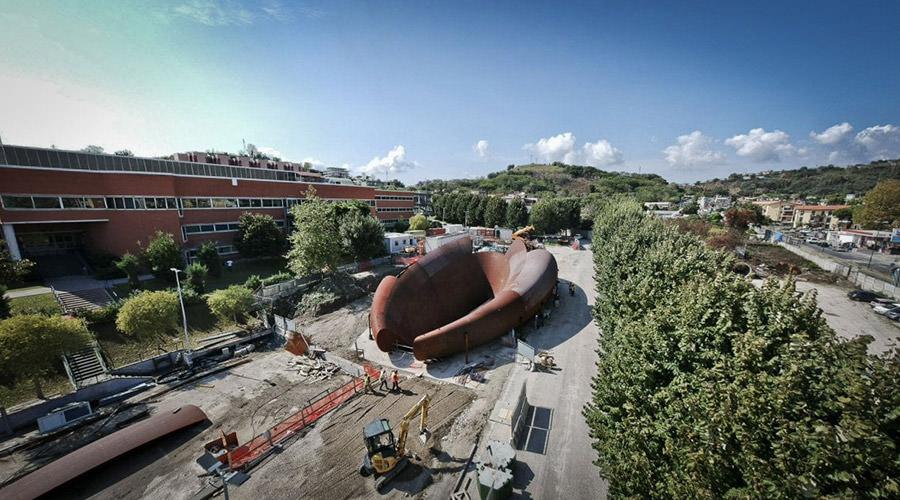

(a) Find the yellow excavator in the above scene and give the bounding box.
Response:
[360,394,432,491]
[512,225,534,241]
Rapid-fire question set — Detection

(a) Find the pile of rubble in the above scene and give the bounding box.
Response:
[287,357,340,381]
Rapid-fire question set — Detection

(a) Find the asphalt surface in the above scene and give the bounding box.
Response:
[799,243,899,281]
[512,245,608,499]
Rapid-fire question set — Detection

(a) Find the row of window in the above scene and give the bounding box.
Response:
[375,194,414,201]
[185,244,238,259]
[1,194,381,211]
[0,194,179,211]
[377,207,415,213]
[181,220,285,239]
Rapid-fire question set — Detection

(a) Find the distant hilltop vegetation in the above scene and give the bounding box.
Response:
[415,163,684,202]
[415,158,899,202]
[691,159,900,199]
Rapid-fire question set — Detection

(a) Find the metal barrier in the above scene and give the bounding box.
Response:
[227,375,367,470]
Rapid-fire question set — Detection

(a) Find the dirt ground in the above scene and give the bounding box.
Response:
[232,377,476,500]
[747,243,842,284]
[30,350,354,500]
[301,295,373,360]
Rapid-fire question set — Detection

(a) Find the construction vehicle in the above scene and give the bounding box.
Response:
[360,394,432,492]
[511,225,535,241]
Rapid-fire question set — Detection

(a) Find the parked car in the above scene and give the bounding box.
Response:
[847,290,878,301]
[885,309,900,322]
[872,303,900,315]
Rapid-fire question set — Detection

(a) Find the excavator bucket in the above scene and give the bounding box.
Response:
[418,429,432,445]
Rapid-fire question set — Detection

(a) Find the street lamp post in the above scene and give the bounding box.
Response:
[171,268,192,366]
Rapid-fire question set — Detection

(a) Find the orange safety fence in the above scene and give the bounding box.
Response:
[228,374,368,471]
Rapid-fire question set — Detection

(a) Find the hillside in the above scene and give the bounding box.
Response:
[691,159,899,199]
[415,162,683,202]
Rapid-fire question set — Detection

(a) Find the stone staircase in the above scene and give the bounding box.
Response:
[53,287,114,312]
[62,346,109,388]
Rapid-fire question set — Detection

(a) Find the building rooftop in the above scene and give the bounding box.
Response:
[793,204,850,211]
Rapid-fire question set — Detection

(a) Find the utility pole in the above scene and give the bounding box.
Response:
[171,268,193,366]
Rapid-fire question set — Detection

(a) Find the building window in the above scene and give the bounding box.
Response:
[32,196,62,209]
[1,195,34,209]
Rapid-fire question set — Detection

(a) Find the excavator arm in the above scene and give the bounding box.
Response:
[396,394,431,455]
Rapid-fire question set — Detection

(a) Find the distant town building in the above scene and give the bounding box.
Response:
[325,166,350,178]
[752,200,795,224]
[643,201,673,210]
[698,195,732,214]
[384,232,416,254]
[826,229,897,252]
[502,193,539,211]
[791,204,850,228]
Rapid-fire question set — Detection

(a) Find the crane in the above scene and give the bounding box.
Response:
[360,394,432,491]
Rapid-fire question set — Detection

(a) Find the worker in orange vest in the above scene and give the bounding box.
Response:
[390,370,401,392]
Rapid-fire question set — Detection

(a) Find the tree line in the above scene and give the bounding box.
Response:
[432,192,587,234]
[585,199,899,497]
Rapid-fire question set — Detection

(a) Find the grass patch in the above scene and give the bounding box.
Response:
[110,257,288,299]
[93,301,236,367]
[0,374,72,409]
[9,293,63,316]
[747,243,838,284]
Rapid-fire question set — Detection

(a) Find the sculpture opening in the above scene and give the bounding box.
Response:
[370,236,558,360]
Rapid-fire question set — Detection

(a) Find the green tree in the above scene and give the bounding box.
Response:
[286,190,342,275]
[723,204,764,231]
[143,231,183,282]
[207,285,255,324]
[505,197,529,228]
[408,214,430,231]
[0,314,91,398]
[115,290,179,339]
[585,200,900,498]
[115,252,142,290]
[196,241,222,278]
[529,197,580,233]
[467,194,487,226]
[185,262,208,293]
[233,213,287,258]
[340,211,386,261]
[483,196,508,227]
[681,201,699,215]
[854,179,900,229]
[0,240,34,286]
[80,145,105,154]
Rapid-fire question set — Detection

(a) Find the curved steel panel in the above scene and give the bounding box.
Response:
[370,236,558,360]
[1,405,208,500]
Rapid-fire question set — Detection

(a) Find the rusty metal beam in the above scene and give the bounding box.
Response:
[1,405,208,500]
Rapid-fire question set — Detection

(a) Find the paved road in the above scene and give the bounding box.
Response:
[513,245,608,499]
[795,280,900,355]
[799,243,899,281]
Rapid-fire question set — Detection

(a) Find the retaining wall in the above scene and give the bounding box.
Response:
[777,243,899,300]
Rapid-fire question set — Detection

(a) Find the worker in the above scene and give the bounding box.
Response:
[390,370,401,392]
[569,282,576,296]
[378,369,389,391]
[364,372,374,393]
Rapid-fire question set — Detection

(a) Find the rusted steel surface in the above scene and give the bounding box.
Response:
[0,405,208,500]
[371,236,558,360]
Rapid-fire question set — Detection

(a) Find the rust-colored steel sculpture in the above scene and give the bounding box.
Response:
[1,405,208,500]
[371,236,558,360]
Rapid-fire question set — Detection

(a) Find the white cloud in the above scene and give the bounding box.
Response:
[663,131,725,167]
[358,145,418,175]
[810,122,853,145]
[582,139,624,167]
[258,146,282,158]
[524,132,578,163]
[725,128,800,162]
[854,124,900,159]
[473,139,490,159]
[173,0,292,26]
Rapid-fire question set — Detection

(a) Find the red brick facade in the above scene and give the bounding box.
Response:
[0,152,416,258]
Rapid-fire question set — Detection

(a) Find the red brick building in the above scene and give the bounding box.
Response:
[0,144,416,263]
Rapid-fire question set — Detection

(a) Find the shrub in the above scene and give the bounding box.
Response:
[207,285,255,324]
[234,213,287,258]
[196,241,222,278]
[408,214,429,231]
[244,274,263,291]
[261,271,293,286]
[115,290,179,339]
[77,302,121,324]
[116,252,142,289]
[0,286,9,319]
[143,231,183,281]
[185,262,208,293]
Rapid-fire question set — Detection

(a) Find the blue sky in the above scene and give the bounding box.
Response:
[1,0,899,184]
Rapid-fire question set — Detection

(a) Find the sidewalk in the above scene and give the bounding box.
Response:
[4,286,52,299]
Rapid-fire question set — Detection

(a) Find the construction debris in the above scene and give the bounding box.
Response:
[287,357,340,380]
